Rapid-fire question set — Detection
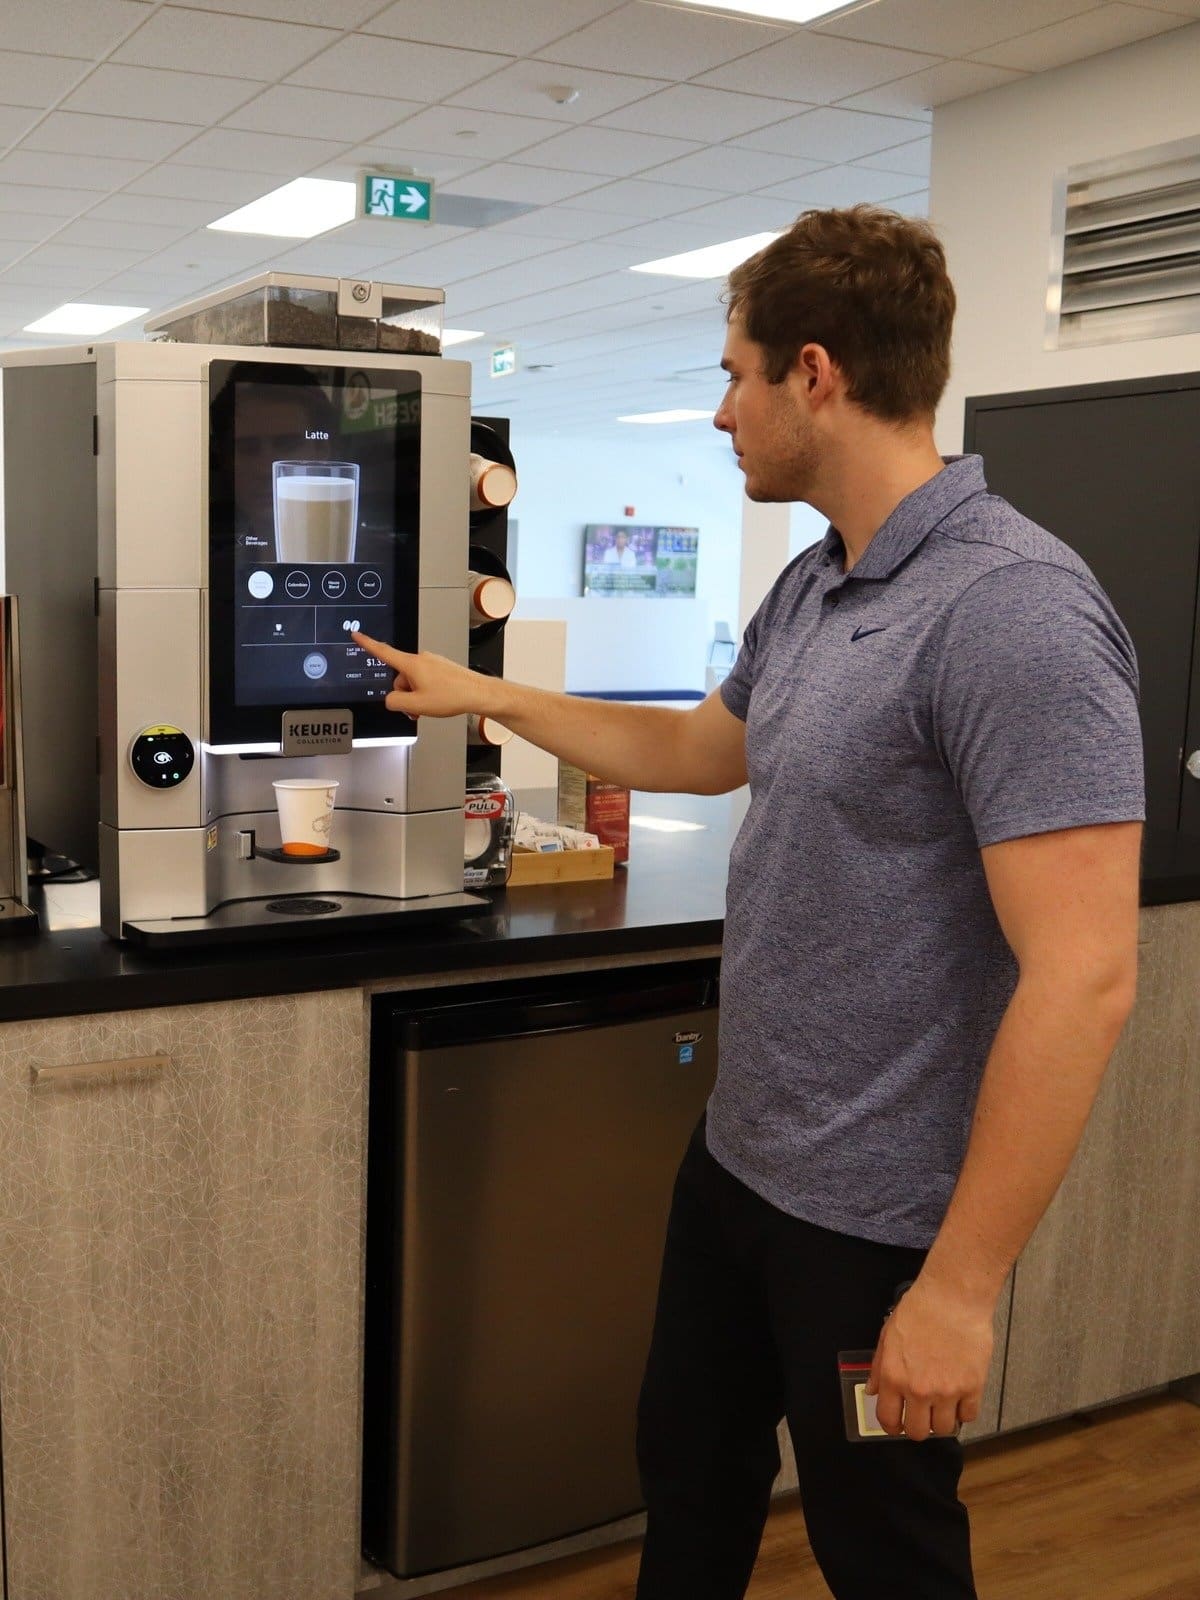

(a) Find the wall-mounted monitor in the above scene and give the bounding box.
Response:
[582,524,699,598]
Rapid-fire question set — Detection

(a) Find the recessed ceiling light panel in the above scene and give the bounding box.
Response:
[618,409,713,424]
[209,178,356,239]
[630,232,780,279]
[651,0,865,22]
[441,328,485,347]
[24,302,150,336]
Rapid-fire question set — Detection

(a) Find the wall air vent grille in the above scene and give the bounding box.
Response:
[1049,135,1200,350]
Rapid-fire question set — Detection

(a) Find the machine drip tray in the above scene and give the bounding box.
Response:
[122,889,488,948]
[255,846,341,866]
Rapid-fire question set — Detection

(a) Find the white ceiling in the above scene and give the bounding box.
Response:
[1,0,1197,443]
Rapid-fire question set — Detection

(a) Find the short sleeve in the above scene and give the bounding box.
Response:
[932,561,1145,848]
[719,605,764,723]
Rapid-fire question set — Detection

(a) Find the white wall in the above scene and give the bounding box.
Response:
[931,19,1200,454]
[506,428,744,693]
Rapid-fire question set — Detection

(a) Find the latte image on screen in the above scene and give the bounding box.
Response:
[273,461,359,564]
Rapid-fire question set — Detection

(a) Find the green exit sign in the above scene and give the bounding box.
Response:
[491,344,517,378]
[360,173,434,221]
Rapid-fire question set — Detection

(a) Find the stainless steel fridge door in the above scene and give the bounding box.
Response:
[391,1002,717,1575]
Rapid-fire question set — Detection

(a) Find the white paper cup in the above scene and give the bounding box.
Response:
[273,778,339,857]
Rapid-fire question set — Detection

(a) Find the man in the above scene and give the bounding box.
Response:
[354,204,1144,1599]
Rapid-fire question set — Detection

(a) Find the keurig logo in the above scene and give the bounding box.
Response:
[281,710,354,757]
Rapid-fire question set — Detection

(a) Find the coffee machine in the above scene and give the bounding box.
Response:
[0,273,499,943]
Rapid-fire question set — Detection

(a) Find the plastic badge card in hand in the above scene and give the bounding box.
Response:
[838,1352,897,1442]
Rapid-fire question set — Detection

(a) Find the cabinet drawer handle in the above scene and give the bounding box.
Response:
[30,1054,169,1089]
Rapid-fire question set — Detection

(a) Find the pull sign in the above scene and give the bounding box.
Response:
[281,710,354,757]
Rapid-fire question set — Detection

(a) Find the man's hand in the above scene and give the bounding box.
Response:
[352,633,493,719]
[865,1276,993,1442]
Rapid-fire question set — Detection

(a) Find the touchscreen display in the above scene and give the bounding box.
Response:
[209,361,421,743]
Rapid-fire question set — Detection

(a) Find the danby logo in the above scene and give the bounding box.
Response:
[287,720,350,738]
[674,1030,703,1045]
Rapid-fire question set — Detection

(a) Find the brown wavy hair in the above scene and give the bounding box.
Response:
[724,205,956,423]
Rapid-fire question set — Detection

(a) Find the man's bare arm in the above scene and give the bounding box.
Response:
[869,819,1141,1440]
[352,634,748,795]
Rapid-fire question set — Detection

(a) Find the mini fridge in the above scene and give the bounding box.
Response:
[362,961,719,1578]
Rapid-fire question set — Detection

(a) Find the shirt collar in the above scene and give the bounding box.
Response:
[819,455,988,585]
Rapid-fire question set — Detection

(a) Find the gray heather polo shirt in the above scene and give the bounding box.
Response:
[714,454,1144,1249]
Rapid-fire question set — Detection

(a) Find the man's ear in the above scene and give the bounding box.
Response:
[791,342,838,409]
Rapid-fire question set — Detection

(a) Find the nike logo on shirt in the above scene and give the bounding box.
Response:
[851,626,887,641]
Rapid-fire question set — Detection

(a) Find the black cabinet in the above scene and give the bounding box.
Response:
[964,373,1200,839]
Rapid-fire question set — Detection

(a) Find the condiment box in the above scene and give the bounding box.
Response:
[557,762,630,864]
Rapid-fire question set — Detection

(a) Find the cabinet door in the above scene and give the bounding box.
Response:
[998,903,1200,1429]
[0,991,365,1600]
[968,387,1200,836]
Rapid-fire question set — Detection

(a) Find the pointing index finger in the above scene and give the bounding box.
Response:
[351,631,409,670]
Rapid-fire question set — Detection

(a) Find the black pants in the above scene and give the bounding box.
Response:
[635,1121,977,1600]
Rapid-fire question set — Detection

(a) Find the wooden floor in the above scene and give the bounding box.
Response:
[436,1396,1200,1600]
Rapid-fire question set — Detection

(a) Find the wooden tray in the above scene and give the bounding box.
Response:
[507,844,615,886]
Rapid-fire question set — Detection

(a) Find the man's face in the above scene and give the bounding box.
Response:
[615,532,628,549]
[713,319,816,503]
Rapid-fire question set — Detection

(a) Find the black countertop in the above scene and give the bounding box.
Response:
[0,791,740,1024]
[0,793,1195,1025]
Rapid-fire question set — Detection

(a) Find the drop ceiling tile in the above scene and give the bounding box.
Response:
[564,175,726,216]
[124,163,280,204]
[4,0,151,58]
[816,0,1108,56]
[0,149,149,192]
[0,108,40,146]
[596,82,810,141]
[835,60,1024,115]
[0,261,103,290]
[535,4,788,79]
[606,216,739,253]
[852,137,930,178]
[640,146,826,192]
[694,32,941,103]
[115,10,336,78]
[289,36,512,100]
[659,193,800,233]
[52,216,190,251]
[266,239,425,276]
[0,213,67,244]
[316,217,467,249]
[347,222,474,259]
[170,128,349,176]
[970,4,1189,71]
[393,231,566,281]
[730,104,929,162]
[86,191,235,227]
[485,207,611,241]
[181,0,384,24]
[364,0,625,56]
[23,111,201,163]
[370,105,572,161]
[440,162,605,204]
[316,148,484,185]
[223,87,423,144]
[142,238,277,275]
[18,240,148,273]
[0,181,97,217]
[510,124,700,177]
[893,190,928,216]
[62,64,261,124]
[756,165,930,206]
[447,61,671,121]
[0,51,88,110]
